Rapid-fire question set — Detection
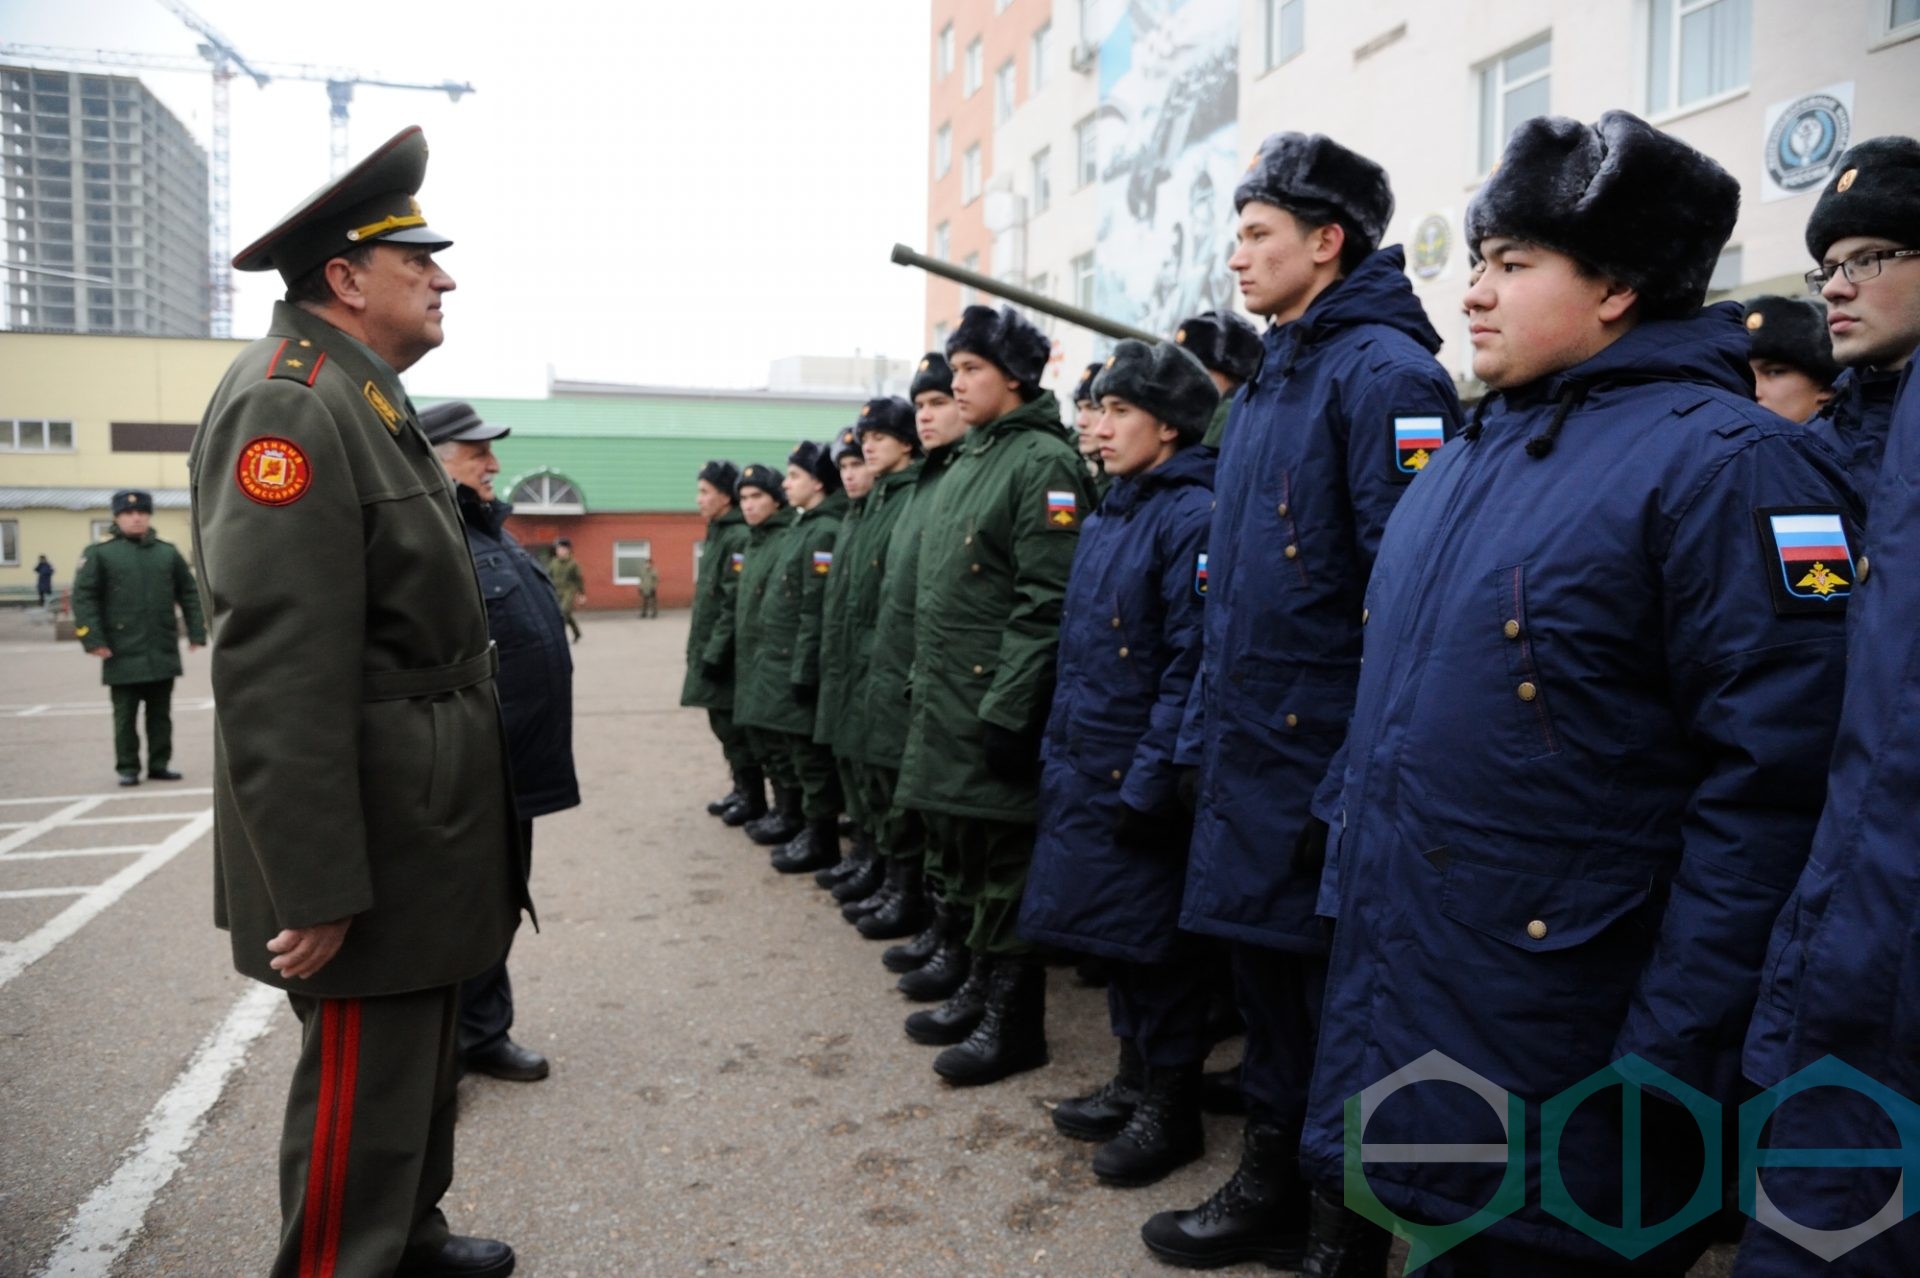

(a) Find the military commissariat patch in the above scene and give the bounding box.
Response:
[1391,415,1445,483]
[730,552,745,574]
[1195,552,1209,597]
[1754,507,1855,616]
[1046,490,1079,529]
[236,437,312,506]
[812,550,833,576]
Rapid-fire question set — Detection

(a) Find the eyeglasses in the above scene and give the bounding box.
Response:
[1805,248,1920,293]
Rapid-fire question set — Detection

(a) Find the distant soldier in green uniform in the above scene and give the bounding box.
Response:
[634,555,660,618]
[1173,309,1263,450]
[189,127,524,1278]
[730,466,803,844]
[548,538,585,642]
[895,306,1095,1086]
[682,461,762,824]
[813,425,875,882]
[70,488,206,786]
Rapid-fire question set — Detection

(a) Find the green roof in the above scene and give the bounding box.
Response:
[419,391,865,513]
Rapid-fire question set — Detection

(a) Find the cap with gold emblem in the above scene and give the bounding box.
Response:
[909,351,953,401]
[232,125,452,281]
[852,396,919,454]
[1804,136,1920,261]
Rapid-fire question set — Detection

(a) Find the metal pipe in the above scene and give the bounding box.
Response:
[889,243,1160,345]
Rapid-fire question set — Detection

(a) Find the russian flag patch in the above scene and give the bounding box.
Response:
[1046,490,1079,529]
[1195,552,1209,597]
[1391,415,1445,481]
[812,550,833,576]
[1754,507,1855,615]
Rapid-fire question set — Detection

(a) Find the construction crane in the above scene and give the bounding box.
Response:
[1,23,471,336]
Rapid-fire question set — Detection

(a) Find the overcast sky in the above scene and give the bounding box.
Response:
[1,0,932,396]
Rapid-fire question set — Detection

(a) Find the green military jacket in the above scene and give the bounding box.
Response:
[188,300,526,999]
[817,464,923,751]
[680,508,750,710]
[857,445,959,770]
[549,555,585,609]
[1200,395,1236,450]
[730,507,796,730]
[813,491,866,750]
[71,526,206,685]
[735,491,847,735]
[895,392,1094,821]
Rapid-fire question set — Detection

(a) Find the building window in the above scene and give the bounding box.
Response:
[507,471,586,515]
[1031,23,1052,92]
[1,419,75,451]
[935,123,952,178]
[965,39,983,96]
[1896,0,1920,27]
[934,221,951,260]
[932,320,951,350]
[963,144,982,204]
[961,253,981,310]
[1649,0,1751,116]
[1075,115,1099,188]
[612,540,654,585]
[1031,147,1052,215]
[1264,0,1305,69]
[938,23,955,77]
[0,519,17,566]
[995,59,1017,124]
[1477,36,1550,175]
[1028,272,1054,335]
[1072,252,1095,310]
[1708,244,1743,293]
[91,519,115,543]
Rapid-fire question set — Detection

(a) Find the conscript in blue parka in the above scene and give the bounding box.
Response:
[1299,111,1860,1278]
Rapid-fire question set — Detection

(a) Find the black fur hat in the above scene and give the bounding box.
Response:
[910,351,953,400]
[855,396,920,455]
[787,439,843,493]
[735,463,788,505]
[111,489,154,515]
[1174,310,1263,383]
[1804,136,1920,260]
[1071,361,1103,407]
[1236,132,1394,256]
[698,459,740,494]
[946,305,1052,396]
[1091,339,1221,440]
[1466,110,1739,320]
[830,426,864,467]
[1744,295,1840,386]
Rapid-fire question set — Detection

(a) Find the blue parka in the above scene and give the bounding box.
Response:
[1299,305,1858,1263]
[1734,366,1920,1278]
[1175,246,1462,954]
[1019,446,1213,963]
[1807,365,1902,517]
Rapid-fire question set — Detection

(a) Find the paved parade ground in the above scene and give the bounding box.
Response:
[0,609,1737,1277]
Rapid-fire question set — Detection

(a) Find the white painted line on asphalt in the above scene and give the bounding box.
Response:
[32,983,283,1278]
[0,789,213,807]
[0,809,212,991]
[0,797,106,856]
[68,813,210,827]
[18,704,50,716]
[0,886,89,899]
[3,846,151,861]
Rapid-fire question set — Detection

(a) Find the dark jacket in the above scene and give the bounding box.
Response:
[731,508,795,732]
[1019,446,1213,962]
[1176,247,1462,953]
[818,464,921,752]
[735,492,847,736]
[681,508,751,710]
[457,485,580,820]
[71,526,206,685]
[1300,304,1858,1263]
[857,444,961,770]
[1806,364,1902,515]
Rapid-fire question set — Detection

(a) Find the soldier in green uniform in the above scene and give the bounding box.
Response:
[548,539,585,642]
[1174,309,1263,450]
[812,426,875,882]
[895,306,1095,1086]
[188,127,524,1278]
[681,461,763,824]
[70,489,206,786]
[634,555,660,618]
[730,466,804,845]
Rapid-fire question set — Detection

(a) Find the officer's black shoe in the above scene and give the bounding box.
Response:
[148,767,184,781]
[395,1234,516,1276]
[746,789,803,845]
[1294,1186,1393,1278]
[1200,1062,1248,1116]
[933,958,1049,1086]
[772,819,840,874]
[905,954,992,1045]
[464,1036,550,1082]
[1139,1121,1310,1270]
[816,833,873,889]
[883,891,949,972]
[857,861,927,939]
[1052,1038,1145,1141]
[897,927,970,1001]
[1092,1061,1205,1186]
[830,852,887,903]
[117,770,140,787]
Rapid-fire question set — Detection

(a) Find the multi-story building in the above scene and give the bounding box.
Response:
[1,67,211,338]
[924,0,1920,392]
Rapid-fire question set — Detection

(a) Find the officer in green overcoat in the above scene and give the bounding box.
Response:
[680,461,761,824]
[730,465,804,844]
[895,306,1095,1086]
[70,489,207,786]
[188,126,524,1278]
[812,426,874,879]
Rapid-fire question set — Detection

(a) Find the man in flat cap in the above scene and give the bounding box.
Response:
[1742,295,1839,423]
[71,489,205,786]
[189,127,525,1277]
[423,401,577,1086]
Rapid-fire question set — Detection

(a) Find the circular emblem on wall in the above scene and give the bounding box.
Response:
[1766,94,1851,195]
[235,436,312,506]
[1411,214,1452,280]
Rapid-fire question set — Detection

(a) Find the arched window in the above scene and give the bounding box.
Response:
[506,471,585,515]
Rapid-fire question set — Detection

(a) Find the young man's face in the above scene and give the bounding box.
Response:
[694,478,731,520]
[949,352,1024,426]
[1819,235,1920,372]
[1074,401,1101,456]
[739,488,778,526]
[113,510,151,538]
[1463,238,1637,390]
[861,432,915,476]
[1093,396,1179,478]
[1750,360,1834,423]
[1228,201,1340,322]
[838,454,874,499]
[783,463,823,509]
[913,390,968,448]
[553,542,572,559]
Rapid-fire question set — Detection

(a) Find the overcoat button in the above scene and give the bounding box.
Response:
[1284,713,1299,728]
[1118,646,1129,657]
[1284,544,1298,560]
[971,563,982,574]
[1503,619,1521,639]
[1527,919,1548,940]
[1110,769,1122,781]
[972,664,984,675]
[1111,617,1122,628]
[1277,502,1289,517]
[1517,682,1538,702]
[1859,555,1871,582]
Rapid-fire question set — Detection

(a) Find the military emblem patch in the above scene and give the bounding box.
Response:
[812,550,833,576]
[1390,416,1445,482]
[235,436,312,507]
[363,381,402,435]
[1195,552,1209,597]
[1046,490,1079,528]
[730,552,745,574]
[1754,507,1855,616]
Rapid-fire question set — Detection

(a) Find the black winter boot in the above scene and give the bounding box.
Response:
[831,851,887,903]
[1139,1121,1310,1269]
[816,831,873,889]
[883,885,947,972]
[840,860,900,921]
[896,930,969,1001]
[1294,1186,1393,1278]
[857,860,927,939]
[933,959,1049,1086]
[1200,1061,1248,1116]
[1092,1061,1204,1186]
[904,954,991,1045]
[745,786,803,845]
[719,769,768,826]
[707,781,744,816]
[1052,1038,1144,1141]
[772,818,840,874]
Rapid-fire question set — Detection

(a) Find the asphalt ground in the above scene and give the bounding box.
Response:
[0,607,1736,1277]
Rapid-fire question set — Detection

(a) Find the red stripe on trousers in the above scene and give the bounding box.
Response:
[318,1000,361,1277]
[299,1001,341,1277]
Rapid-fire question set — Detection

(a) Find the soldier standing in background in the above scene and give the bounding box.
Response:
[549,538,585,642]
[634,555,660,618]
[731,466,804,847]
[1173,309,1263,450]
[682,461,762,825]
[811,426,874,882]
[1070,361,1109,506]
[1742,295,1839,423]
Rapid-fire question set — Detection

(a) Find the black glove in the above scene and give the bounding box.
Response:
[981,722,1042,784]
[791,681,818,707]
[1174,766,1201,814]
[1113,801,1189,854]
[1291,816,1331,879]
[701,660,727,683]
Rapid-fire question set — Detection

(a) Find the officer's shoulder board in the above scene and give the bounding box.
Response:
[1389,414,1447,484]
[264,336,328,389]
[1752,506,1856,617]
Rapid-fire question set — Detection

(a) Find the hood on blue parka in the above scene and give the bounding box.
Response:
[1274,246,1444,373]
[1100,442,1216,519]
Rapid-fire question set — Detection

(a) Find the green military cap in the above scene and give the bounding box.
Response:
[232,125,452,281]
